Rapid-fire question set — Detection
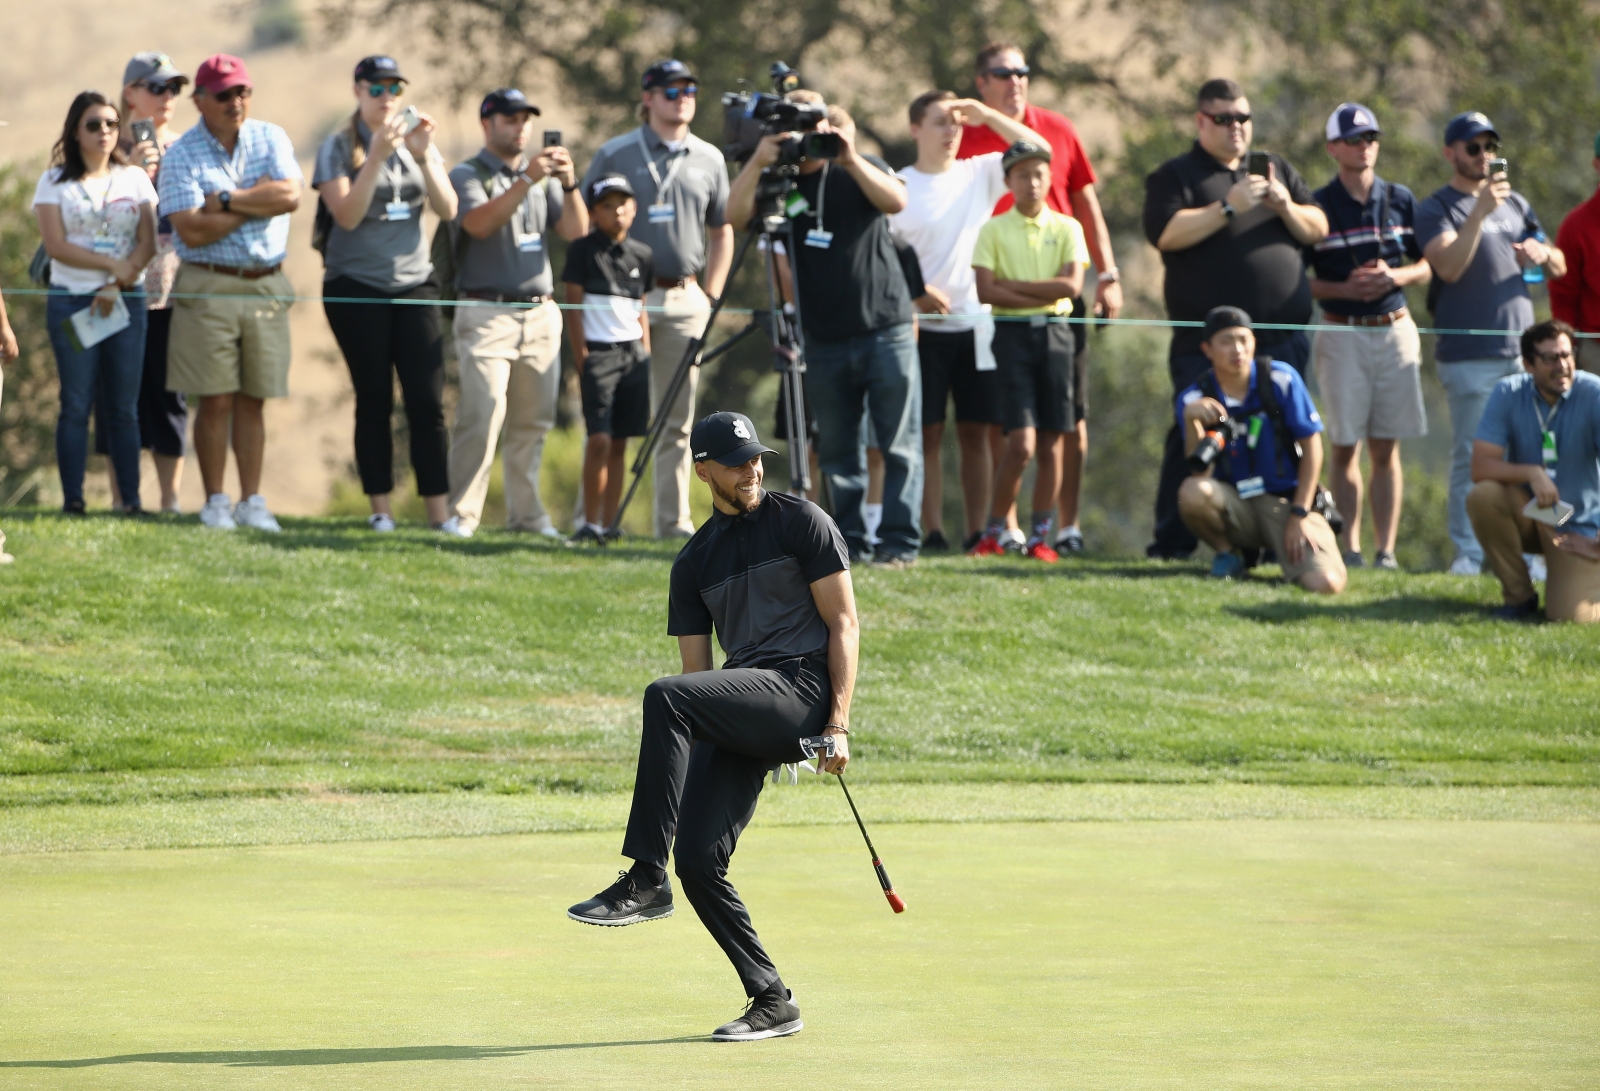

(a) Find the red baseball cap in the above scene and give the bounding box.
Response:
[194,54,252,94]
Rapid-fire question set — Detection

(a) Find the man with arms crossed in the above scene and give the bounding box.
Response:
[582,60,733,538]
[568,411,856,1042]
[161,54,302,531]
[443,88,588,538]
[892,90,1043,552]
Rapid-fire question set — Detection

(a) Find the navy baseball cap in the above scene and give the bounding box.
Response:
[691,412,777,466]
[1325,102,1380,141]
[1201,306,1253,341]
[642,59,697,90]
[1001,140,1052,175]
[587,174,636,206]
[353,55,407,84]
[479,88,540,118]
[1443,111,1498,146]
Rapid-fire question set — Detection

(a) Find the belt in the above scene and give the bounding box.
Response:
[186,261,281,280]
[461,290,552,304]
[655,276,695,290]
[1322,307,1408,327]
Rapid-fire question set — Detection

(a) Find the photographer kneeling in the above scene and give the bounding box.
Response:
[1176,307,1347,593]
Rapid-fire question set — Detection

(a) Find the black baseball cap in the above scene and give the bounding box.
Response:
[692,412,777,466]
[1001,140,1052,175]
[1201,306,1253,341]
[1443,111,1497,146]
[353,55,407,84]
[480,87,540,118]
[642,59,697,90]
[587,174,636,207]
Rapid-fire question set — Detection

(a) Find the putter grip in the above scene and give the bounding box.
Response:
[873,857,906,913]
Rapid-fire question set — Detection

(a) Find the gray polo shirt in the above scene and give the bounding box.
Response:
[312,120,431,290]
[581,126,729,281]
[450,150,567,297]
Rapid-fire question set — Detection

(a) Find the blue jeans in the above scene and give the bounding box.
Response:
[46,287,147,508]
[804,322,923,558]
[1439,357,1523,565]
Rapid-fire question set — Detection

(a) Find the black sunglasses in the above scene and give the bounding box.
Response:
[82,118,119,133]
[984,66,1030,80]
[211,86,253,103]
[1464,139,1501,156]
[143,79,185,97]
[1534,348,1574,365]
[1340,132,1381,146]
[1205,112,1252,127]
[661,85,698,100]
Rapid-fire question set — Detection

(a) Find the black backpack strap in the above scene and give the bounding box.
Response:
[1252,357,1304,477]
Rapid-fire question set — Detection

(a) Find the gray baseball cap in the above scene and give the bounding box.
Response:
[123,52,188,88]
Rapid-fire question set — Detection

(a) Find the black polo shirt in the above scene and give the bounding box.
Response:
[1143,142,1317,356]
[561,230,654,300]
[1307,175,1422,317]
[668,490,850,670]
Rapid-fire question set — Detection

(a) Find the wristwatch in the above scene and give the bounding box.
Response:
[562,183,578,193]
[1289,504,1309,518]
[516,170,537,187]
[1219,202,1236,221]
[218,190,233,212]
[1097,268,1121,284]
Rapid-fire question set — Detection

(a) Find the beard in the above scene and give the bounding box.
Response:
[710,475,762,514]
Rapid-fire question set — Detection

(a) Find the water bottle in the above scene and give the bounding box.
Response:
[1522,228,1547,284]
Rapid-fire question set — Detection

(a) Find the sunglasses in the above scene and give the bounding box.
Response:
[660,85,698,100]
[142,79,184,97]
[984,66,1030,80]
[1464,139,1501,156]
[1205,112,1252,127]
[1340,132,1381,146]
[366,81,405,98]
[82,117,119,133]
[209,86,253,103]
[1534,348,1574,365]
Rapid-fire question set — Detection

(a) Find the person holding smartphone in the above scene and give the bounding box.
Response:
[313,55,458,532]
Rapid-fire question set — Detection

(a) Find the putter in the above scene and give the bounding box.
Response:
[797,736,906,914]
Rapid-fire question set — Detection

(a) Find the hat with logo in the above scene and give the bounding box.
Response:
[642,59,697,90]
[1001,139,1052,176]
[1201,305,1253,342]
[587,173,636,207]
[353,55,407,84]
[194,54,252,95]
[1325,102,1380,141]
[691,412,778,466]
[479,87,540,118]
[123,52,188,89]
[1443,111,1498,146]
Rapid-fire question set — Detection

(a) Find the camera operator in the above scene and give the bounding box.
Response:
[726,102,920,564]
[1176,307,1347,593]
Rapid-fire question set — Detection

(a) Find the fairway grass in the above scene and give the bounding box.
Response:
[2,820,1596,1090]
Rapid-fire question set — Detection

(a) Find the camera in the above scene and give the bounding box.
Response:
[1187,413,1249,474]
[722,63,837,167]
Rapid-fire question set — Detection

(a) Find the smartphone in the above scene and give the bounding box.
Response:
[1488,157,1509,178]
[542,129,563,148]
[397,106,422,135]
[130,118,157,147]
[1246,151,1270,177]
[1523,497,1574,528]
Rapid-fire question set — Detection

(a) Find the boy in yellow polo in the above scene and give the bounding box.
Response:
[969,141,1088,561]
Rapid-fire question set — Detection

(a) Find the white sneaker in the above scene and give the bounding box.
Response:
[368,513,396,533]
[0,528,13,564]
[1448,555,1481,576]
[1526,554,1548,583]
[539,525,564,539]
[200,493,237,530]
[233,494,281,533]
[437,516,473,538]
[1002,527,1027,550]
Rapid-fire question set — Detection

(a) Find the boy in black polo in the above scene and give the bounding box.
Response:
[563,174,654,543]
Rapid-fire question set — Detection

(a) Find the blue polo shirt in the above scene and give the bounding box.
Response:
[1307,176,1422,317]
[1476,370,1600,536]
[1176,360,1323,495]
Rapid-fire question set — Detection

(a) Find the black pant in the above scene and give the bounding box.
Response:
[323,276,449,497]
[621,655,831,996]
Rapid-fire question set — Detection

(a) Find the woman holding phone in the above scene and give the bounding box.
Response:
[313,55,458,532]
[32,90,157,515]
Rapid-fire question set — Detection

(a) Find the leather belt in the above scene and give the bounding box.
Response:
[1322,307,1408,327]
[655,276,695,290]
[461,290,552,304]
[186,261,281,280]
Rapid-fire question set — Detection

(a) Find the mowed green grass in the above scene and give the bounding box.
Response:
[0,820,1596,1090]
[1,511,1597,808]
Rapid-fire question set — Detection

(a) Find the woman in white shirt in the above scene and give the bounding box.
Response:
[33,91,157,515]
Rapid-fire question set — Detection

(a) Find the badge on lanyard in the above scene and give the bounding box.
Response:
[1542,429,1558,478]
[804,228,834,249]
[385,200,412,221]
[91,233,118,255]
[1236,476,1266,499]
[518,233,544,253]
[647,203,675,224]
[785,191,810,218]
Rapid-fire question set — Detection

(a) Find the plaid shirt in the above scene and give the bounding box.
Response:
[158,118,302,267]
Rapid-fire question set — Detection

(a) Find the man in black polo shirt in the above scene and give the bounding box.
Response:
[1142,77,1328,559]
[568,412,858,1042]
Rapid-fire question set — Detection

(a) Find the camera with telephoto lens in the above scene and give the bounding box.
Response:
[1187,412,1250,474]
[722,63,841,168]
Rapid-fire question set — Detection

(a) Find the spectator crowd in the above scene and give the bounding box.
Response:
[2,43,1600,622]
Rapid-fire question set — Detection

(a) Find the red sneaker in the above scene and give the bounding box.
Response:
[968,532,1005,557]
[1023,540,1059,563]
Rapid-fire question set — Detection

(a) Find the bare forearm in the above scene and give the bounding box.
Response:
[171,209,249,248]
[704,225,734,298]
[826,619,858,728]
[555,190,588,240]
[844,155,906,214]
[978,281,1048,309]
[1157,204,1228,251]
[1427,222,1484,283]
[1545,246,1568,280]
[1070,186,1117,273]
[727,162,763,231]
[1281,203,1328,245]
[229,179,300,217]
[1295,437,1322,508]
[422,158,457,220]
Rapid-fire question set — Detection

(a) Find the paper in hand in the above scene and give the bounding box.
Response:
[67,294,131,350]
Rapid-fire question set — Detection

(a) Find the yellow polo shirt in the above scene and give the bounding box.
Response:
[971,205,1089,316]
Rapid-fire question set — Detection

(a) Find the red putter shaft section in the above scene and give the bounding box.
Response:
[872,856,906,913]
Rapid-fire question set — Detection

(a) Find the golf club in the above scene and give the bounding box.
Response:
[798,737,905,913]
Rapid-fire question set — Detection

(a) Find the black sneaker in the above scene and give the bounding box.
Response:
[1343,550,1365,569]
[712,986,803,1042]
[922,529,950,552]
[601,525,625,544]
[567,871,674,926]
[1490,595,1541,622]
[568,524,603,546]
[1054,527,1085,554]
[1374,551,1399,571]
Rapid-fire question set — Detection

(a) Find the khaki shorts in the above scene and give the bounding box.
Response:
[1311,315,1426,447]
[166,263,292,398]
[1216,483,1344,587]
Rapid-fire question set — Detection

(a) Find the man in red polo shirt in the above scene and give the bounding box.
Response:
[1551,133,1600,376]
[957,41,1120,554]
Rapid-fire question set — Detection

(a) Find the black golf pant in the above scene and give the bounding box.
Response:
[621,655,831,997]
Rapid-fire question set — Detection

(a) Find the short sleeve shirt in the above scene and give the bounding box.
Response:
[1415,185,1540,362]
[668,490,850,670]
[450,150,565,297]
[956,104,1098,216]
[1476,371,1600,536]
[891,154,1008,332]
[312,121,432,290]
[1143,144,1317,356]
[562,230,654,343]
[31,166,158,294]
[1175,360,1323,494]
[580,127,728,281]
[158,117,302,267]
[971,206,1088,316]
[1307,176,1423,317]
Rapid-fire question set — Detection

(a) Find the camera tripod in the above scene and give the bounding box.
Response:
[608,177,816,535]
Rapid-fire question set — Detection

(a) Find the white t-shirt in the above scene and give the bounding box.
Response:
[32,166,158,295]
[581,295,645,344]
[891,154,1007,333]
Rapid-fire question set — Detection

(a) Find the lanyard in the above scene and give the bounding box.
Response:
[634,128,688,202]
[75,175,116,233]
[813,163,829,233]
[1533,393,1562,469]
